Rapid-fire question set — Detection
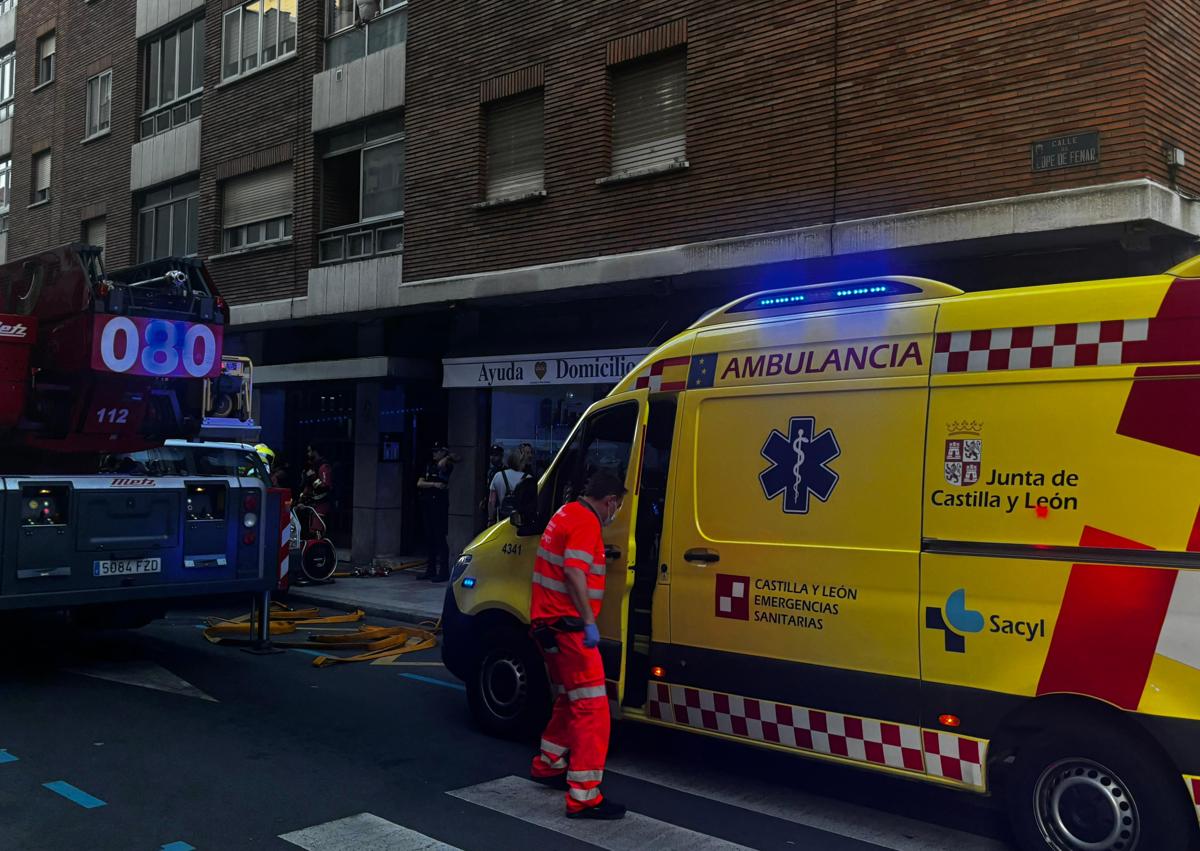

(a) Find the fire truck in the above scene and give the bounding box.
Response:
[0,244,284,628]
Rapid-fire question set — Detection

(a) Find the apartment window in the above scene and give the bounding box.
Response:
[137,179,198,262]
[142,18,204,139]
[85,70,112,139]
[36,31,55,87]
[222,164,294,252]
[610,51,687,176]
[83,216,106,259]
[485,91,544,203]
[0,47,14,122]
[326,0,406,69]
[318,117,404,263]
[0,157,10,214]
[30,150,50,204]
[0,1,16,15]
[222,0,298,82]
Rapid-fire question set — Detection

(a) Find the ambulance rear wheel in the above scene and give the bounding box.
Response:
[1008,729,1195,851]
[467,628,549,740]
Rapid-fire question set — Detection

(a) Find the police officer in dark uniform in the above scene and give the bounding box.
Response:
[417,442,456,582]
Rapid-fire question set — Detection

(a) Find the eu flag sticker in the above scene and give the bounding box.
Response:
[688,353,718,388]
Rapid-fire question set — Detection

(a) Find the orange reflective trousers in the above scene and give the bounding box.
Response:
[529,625,610,813]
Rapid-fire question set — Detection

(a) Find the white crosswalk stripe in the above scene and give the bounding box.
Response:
[447,775,756,851]
[280,812,462,851]
[607,753,1013,851]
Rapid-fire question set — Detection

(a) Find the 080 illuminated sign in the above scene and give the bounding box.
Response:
[90,314,223,379]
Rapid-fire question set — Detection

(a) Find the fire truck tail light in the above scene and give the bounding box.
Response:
[243,493,259,513]
[243,531,256,546]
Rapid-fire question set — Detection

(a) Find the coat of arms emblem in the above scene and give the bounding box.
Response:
[944,421,983,487]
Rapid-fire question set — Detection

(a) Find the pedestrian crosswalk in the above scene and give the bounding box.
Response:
[276,768,1015,851]
[448,776,756,851]
[280,813,461,851]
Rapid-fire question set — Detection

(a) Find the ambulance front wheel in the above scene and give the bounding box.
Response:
[466,627,550,740]
[1007,727,1196,851]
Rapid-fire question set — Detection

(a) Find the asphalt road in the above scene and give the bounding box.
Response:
[0,601,1018,850]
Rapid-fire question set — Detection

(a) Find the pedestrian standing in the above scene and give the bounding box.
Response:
[417,442,456,582]
[479,444,505,528]
[488,448,528,525]
[519,442,536,476]
[301,446,334,536]
[529,471,627,820]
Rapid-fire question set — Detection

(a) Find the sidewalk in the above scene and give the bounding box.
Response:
[286,557,447,625]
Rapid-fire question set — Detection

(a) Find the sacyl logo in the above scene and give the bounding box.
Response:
[926,588,1047,653]
[925,588,984,653]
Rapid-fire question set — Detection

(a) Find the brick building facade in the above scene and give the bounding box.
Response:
[2,0,1199,562]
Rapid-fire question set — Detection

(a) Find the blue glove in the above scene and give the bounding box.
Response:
[583,623,601,648]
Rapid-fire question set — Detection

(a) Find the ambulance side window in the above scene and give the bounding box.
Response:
[540,402,639,522]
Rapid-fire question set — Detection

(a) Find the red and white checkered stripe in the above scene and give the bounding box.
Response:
[634,356,690,392]
[923,729,984,786]
[647,682,986,788]
[1186,775,1200,827]
[933,319,1149,374]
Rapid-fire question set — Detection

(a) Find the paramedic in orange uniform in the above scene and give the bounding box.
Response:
[529,470,627,820]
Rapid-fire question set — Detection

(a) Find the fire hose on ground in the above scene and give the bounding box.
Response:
[202,602,438,667]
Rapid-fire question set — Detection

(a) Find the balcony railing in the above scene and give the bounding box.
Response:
[318,217,403,266]
[141,92,201,141]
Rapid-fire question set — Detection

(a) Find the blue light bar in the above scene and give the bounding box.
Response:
[729,281,920,314]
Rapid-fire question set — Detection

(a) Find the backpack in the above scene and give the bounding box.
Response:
[496,471,523,520]
[508,473,540,531]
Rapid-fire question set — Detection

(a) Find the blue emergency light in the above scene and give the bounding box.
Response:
[730,281,921,314]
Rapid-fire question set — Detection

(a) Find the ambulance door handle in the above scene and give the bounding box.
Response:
[605,545,621,561]
[684,548,720,565]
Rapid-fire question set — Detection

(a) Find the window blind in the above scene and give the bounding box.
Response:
[223,164,293,228]
[611,51,686,175]
[35,152,50,191]
[486,91,544,202]
[85,218,106,252]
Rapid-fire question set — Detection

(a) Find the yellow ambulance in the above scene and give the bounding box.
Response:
[442,258,1200,851]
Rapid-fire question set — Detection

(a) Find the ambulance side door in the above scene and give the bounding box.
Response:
[535,395,643,691]
[660,304,936,733]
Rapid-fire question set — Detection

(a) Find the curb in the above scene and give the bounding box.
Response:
[286,589,444,627]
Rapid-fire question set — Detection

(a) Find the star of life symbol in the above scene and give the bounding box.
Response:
[760,417,841,514]
[945,421,983,487]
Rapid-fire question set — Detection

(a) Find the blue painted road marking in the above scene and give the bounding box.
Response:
[161,842,196,850]
[0,750,18,764]
[289,648,327,659]
[400,673,466,691]
[43,781,107,809]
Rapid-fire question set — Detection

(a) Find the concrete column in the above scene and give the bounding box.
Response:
[350,381,404,562]
[447,387,488,559]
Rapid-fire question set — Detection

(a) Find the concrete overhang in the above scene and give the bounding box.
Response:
[231,179,1200,329]
[253,356,435,385]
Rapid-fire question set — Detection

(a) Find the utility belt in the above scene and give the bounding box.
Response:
[531,616,585,651]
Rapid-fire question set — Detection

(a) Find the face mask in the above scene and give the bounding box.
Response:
[602,500,621,527]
